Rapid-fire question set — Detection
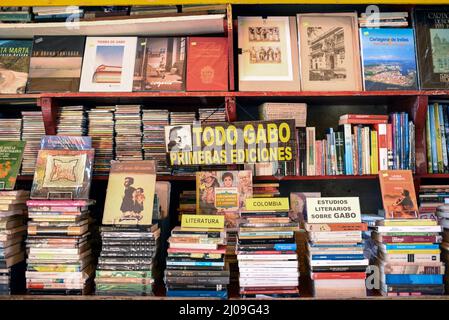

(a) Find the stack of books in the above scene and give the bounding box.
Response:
[56,106,87,136]
[114,105,142,161]
[252,183,280,198]
[198,108,226,123]
[418,185,449,220]
[20,111,45,175]
[0,7,32,22]
[87,106,115,175]
[169,111,196,126]
[0,190,29,295]
[32,6,84,22]
[25,199,95,295]
[95,225,160,296]
[358,12,409,27]
[0,119,22,141]
[165,226,229,298]
[373,219,444,296]
[305,220,368,298]
[437,205,449,293]
[142,109,170,174]
[130,5,177,16]
[258,102,307,128]
[237,209,300,298]
[426,103,449,174]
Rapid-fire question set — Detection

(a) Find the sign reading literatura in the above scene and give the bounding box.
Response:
[306,197,361,223]
[181,214,225,229]
[165,120,296,166]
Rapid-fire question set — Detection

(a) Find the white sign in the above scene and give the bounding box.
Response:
[306,197,361,223]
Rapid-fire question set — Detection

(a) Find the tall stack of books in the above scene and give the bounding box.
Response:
[437,205,449,293]
[169,111,196,125]
[426,103,449,174]
[114,105,142,161]
[358,12,409,27]
[305,208,368,298]
[0,190,29,295]
[418,185,449,220]
[0,119,22,141]
[165,225,229,298]
[237,209,300,298]
[198,108,226,123]
[95,225,160,296]
[20,111,45,175]
[56,106,87,136]
[258,102,307,128]
[142,109,170,174]
[87,106,115,175]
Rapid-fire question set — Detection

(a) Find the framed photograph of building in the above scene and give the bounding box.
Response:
[297,13,362,91]
[238,16,300,91]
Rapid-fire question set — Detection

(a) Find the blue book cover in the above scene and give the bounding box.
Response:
[360,28,418,91]
[429,105,438,172]
[273,244,297,251]
[385,244,440,250]
[40,136,92,150]
[385,274,443,285]
[309,243,364,248]
[166,290,228,298]
[166,261,224,267]
[311,254,365,260]
[357,126,363,175]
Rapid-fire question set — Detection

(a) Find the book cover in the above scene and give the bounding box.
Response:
[0,40,32,94]
[289,192,321,223]
[79,37,137,92]
[196,170,253,215]
[102,161,156,225]
[378,170,419,219]
[297,12,362,91]
[414,8,449,89]
[359,28,418,91]
[30,149,94,200]
[27,36,85,93]
[186,37,228,91]
[133,37,186,91]
[0,141,26,190]
[238,16,300,91]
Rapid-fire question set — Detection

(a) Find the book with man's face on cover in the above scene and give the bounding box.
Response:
[102,160,156,225]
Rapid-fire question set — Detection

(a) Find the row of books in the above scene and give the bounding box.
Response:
[426,103,449,174]
[0,36,228,95]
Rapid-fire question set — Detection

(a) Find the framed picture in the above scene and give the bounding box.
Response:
[238,16,300,91]
[297,12,362,91]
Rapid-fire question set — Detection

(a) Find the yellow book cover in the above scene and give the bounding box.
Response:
[378,219,437,226]
[434,103,444,172]
[102,160,156,225]
[371,130,378,174]
[385,250,440,254]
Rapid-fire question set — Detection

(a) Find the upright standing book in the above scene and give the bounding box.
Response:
[237,16,300,91]
[414,8,449,89]
[102,161,156,225]
[0,141,26,190]
[26,36,85,93]
[186,37,228,91]
[80,37,137,92]
[359,28,418,91]
[133,37,186,91]
[297,12,362,91]
[0,40,32,94]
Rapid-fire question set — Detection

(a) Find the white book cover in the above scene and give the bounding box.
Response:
[79,37,137,92]
[309,259,369,267]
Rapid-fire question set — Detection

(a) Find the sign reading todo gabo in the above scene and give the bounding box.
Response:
[306,197,361,223]
[164,120,296,166]
[245,197,290,211]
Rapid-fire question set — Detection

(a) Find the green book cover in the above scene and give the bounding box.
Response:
[0,141,26,190]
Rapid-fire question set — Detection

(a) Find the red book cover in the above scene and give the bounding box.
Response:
[186,37,228,91]
[378,235,441,243]
[315,140,323,176]
[311,272,366,280]
[339,119,388,125]
[340,114,389,120]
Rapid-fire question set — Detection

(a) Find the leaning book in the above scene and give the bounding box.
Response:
[0,141,26,190]
[102,160,157,225]
[0,40,32,94]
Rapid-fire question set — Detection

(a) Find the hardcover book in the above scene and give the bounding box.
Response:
[237,16,300,91]
[0,141,26,190]
[133,37,186,91]
[414,9,449,89]
[360,28,418,91]
[186,37,228,91]
[79,37,137,92]
[30,149,94,199]
[102,161,156,225]
[26,36,85,93]
[379,170,419,219]
[297,12,362,91]
[0,40,32,94]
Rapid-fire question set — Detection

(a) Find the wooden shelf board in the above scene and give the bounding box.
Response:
[254,175,378,181]
[40,91,231,99]
[419,173,449,179]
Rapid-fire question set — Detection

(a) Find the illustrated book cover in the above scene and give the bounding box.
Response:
[0,40,32,94]
[0,141,26,190]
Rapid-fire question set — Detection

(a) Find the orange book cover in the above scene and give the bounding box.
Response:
[186,37,228,91]
[379,170,418,219]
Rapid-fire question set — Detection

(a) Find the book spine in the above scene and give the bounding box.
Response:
[343,124,353,175]
[426,106,433,174]
[330,129,337,175]
[298,128,306,176]
[404,113,410,170]
[387,123,394,169]
[315,140,322,176]
[410,121,415,173]
[371,130,378,174]
[438,104,448,172]
[335,131,345,175]
[375,124,388,171]
[445,104,449,171]
[429,105,438,173]
[306,127,316,176]
[434,103,444,173]
[365,127,371,174]
[352,134,357,175]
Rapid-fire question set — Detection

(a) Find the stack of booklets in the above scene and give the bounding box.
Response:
[142,109,170,174]
[252,183,280,198]
[305,220,369,298]
[358,12,409,27]
[114,105,142,161]
[165,226,229,298]
[0,190,29,295]
[418,185,449,220]
[0,119,22,141]
[56,106,87,136]
[237,209,300,298]
[87,106,115,175]
[20,111,45,175]
[437,205,449,293]
[169,112,196,126]
[426,103,449,174]
[32,6,84,22]
[258,103,307,128]
[95,225,160,296]
[130,5,178,16]
[0,7,32,22]
[198,108,226,124]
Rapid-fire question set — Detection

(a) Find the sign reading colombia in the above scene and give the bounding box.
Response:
[164,120,296,166]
